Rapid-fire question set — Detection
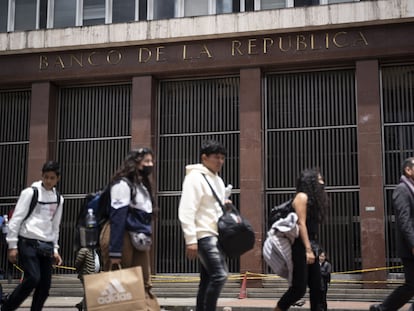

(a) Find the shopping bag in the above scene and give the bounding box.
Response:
[83,266,146,311]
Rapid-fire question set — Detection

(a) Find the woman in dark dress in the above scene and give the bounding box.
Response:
[274,168,330,311]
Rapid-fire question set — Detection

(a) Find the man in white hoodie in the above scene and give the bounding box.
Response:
[178,140,228,311]
[3,161,64,311]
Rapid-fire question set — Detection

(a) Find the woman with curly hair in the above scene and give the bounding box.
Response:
[99,147,160,310]
[274,168,330,311]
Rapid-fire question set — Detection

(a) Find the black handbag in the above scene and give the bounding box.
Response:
[202,174,255,258]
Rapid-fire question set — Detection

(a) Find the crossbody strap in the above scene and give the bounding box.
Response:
[201,174,226,212]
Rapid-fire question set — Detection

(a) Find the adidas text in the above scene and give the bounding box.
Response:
[97,278,133,304]
[98,292,132,304]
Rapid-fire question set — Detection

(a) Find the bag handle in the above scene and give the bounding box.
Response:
[201,174,226,213]
[109,263,122,271]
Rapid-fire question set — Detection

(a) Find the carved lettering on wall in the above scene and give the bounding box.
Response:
[38,30,368,71]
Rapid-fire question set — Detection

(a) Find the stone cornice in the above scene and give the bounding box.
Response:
[0,0,413,55]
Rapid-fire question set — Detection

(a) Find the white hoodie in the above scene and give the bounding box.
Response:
[178,164,226,245]
[7,181,64,252]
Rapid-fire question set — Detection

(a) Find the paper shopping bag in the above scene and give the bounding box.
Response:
[84,266,146,311]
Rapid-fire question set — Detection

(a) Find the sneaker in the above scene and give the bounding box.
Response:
[369,304,382,311]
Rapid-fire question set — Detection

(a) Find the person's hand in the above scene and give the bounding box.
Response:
[54,253,63,266]
[110,258,122,269]
[186,244,198,260]
[8,249,18,264]
[306,248,315,265]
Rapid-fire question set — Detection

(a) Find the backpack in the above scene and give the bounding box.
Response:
[268,198,294,227]
[74,178,135,250]
[9,187,61,222]
[2,187,60,241]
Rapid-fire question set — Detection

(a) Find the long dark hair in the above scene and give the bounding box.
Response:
[111,147,154,204]
[296,168,330,223]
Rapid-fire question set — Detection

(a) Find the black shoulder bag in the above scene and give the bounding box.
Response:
[202,174,255,258]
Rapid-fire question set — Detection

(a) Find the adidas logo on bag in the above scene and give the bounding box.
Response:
[97,278,132,304]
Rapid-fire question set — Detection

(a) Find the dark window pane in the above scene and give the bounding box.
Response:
[39,0,47,29]
[15,0,37,31]
[0,0,8,32]
[54,0,76,28]
[139,0,147,20]
[245,0,254,11]
[217,0,242,13]
[154,0,174,20]
[233,0,240,12]
[294,0,320,6]
[83,0,105,26]
[113,0,135,23]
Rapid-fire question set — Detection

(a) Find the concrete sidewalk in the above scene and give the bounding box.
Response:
[17,296,413,310]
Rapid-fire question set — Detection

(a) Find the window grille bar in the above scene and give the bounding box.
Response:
[55,84,131,271]
[381,64,414,271]
[264,69,359,273]
[157,76,240,273]
[0,89,31,278]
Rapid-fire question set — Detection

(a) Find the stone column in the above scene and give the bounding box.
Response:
[131,76,155,149]
[356,60,386,288]
[27,82,57,185]
[131,75,157,272]
[239,68,263,286]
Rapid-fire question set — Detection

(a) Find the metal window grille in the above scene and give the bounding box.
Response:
[264,69,360,273]
[0,89,31,279]
[156,76,240,273]
[382,64,414,271]
[56,84,131,271]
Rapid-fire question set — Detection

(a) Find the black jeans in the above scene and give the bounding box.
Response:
[277,238,322,311]
[382,257,414,311]
[320,286,328,311]
[196,236,228,311]
[2,237,53,311]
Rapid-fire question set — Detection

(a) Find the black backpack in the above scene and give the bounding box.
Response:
[3,187,60,242]
[74,178,135,250]
[9,187,61,222]
[268,198,294,227]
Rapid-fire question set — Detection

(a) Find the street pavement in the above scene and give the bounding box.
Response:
[13,296,413,310]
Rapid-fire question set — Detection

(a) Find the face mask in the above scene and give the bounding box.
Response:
[139,165,153,176]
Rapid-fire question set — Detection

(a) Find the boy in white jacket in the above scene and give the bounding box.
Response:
[178,140,228,311]
[3,161,63,311]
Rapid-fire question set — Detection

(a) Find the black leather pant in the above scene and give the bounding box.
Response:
[196,236,228,311]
